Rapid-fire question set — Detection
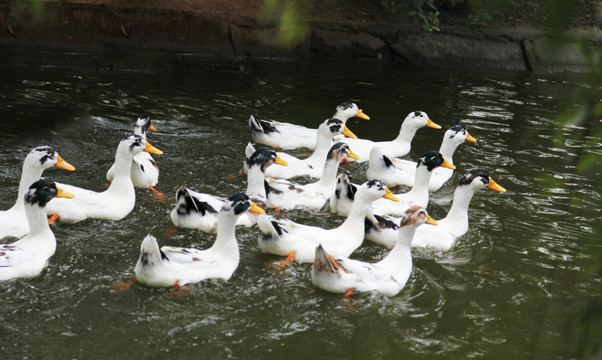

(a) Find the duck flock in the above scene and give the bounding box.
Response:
[0,103,506,297]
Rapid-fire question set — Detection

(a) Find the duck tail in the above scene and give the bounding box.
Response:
[174,185,218,216]
[175,185,188,202]
[313,244,345,275]
[137,234,168,269]
[245,142,256,159]
[369,146,393,170]
[249,115,263,133]
[334,174,357,201]
[256,213,282,241]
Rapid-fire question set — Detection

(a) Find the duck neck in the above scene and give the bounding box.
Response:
[377,225,415,274]
[315,159,340,189]
[443,186,475,225]
[340,195,372,233]
[108,150,135,190]
[210,213,240,261]
[438,138,458,163]
[134,127,147,140]
[405,166,433,198]
[394,122,419,144]
[246,166,267,199]
[24,203,53,238]
[15,162,44,211]
[307,133,332,164]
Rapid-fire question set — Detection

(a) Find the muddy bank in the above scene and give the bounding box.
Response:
[1,0,600,73]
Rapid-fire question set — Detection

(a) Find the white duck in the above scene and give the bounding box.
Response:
[311,206,437,297]
[249,102,369,150]
[330,152,455,217]
[170,147,287,233]
[106,115,163,198]
[410,169,506,251]
[47,134,163,223]
[134,193,265,287]
[0,146,75,240]
[365,169,506,249]
[263,118,357,179]
[256,180,399,263]
[366,125,477,191]
[0,178,74,281]
[265,142,359,211]
[335,111,441,162]
[369,151,455,216]
[328,173,358,217]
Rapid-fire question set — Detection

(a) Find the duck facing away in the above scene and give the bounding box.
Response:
[366,125,476,191]
[135,193,265,287]
[256,180,399,263]
[170,146,287,233]
[0,179,74,281]
[106,115,163,198]
[311,206,437,297]
[265,142,358,211]
[336,111,441,162]
[47,135,163,224]
[0,146,75,240]
[263,118,357,180]
[249,102,369,150]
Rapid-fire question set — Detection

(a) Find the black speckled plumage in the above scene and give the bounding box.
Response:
[175,187,218,216]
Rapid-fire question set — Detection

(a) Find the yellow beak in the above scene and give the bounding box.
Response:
[355,109,370,120]
[346,150,360,160]
[249,201,266,214]
[144,141,163,155]
[465,132,477,143]
[441,158,456,170]
[275,155,288,166]
[149,124,157,131]
[56,186,75,199]
[426,118,442,129]
[54,154,76,171]
[342,126,358,139]
[383,187,400,202]
[425,215,438,226]
[487,178,507,193]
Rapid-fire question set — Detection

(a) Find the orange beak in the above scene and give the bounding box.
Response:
[355,109,370,120]
[275,155,288,166]
[465,132,477,143]
[144,141,163,155]
[54,154,75,171]
[441,158,456,170]
[342,126,358,139]
[56,186,75,199]
[487,178,506,193]
[249,201,266,214]
[426,118,441,129]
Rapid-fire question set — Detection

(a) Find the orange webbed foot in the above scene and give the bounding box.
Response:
[149,186,168,202]
[48,213,60,225]
[276,253,296,268]
[110,277,136,294]
[227,170,246,180]
[171,280,192,299]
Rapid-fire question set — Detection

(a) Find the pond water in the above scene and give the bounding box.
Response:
[0,59,600,359]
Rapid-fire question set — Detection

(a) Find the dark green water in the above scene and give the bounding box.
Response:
[0,60,600,359]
